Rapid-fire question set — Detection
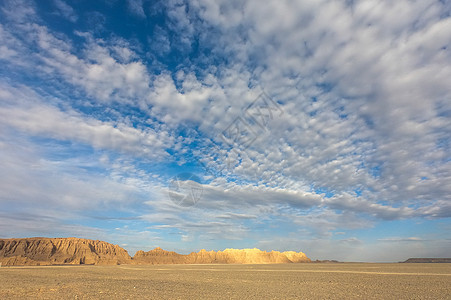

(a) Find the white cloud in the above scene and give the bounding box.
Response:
[127,0,146,19]
[179,0,451,216]
[53,0,78,22]
[0,83,172,160]
[0,0,37,24]
[0,134,145,211]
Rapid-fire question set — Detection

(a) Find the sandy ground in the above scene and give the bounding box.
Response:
[1,263,450,299]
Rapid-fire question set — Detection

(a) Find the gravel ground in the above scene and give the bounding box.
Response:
[1,263,450,299]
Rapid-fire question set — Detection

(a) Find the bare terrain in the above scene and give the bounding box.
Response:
[1,263,450,299]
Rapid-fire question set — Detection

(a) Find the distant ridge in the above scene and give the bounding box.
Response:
[134,247,311,264]
[402,258,451,263]
[0,237,311,266]
[312,259,341,263]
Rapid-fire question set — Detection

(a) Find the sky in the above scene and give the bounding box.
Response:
[0,0,450,262]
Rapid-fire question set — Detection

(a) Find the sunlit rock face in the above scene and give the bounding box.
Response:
[133,247,311,264]
[0,237,311,266]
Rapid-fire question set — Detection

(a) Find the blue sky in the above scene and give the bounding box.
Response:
[0,0,450,262]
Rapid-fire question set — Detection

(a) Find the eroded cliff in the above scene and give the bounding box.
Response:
[133,247,311,264]
[0,237,311,266]
[0,237,132,266]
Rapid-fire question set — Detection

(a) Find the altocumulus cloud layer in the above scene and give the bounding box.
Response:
[0,0,450,261]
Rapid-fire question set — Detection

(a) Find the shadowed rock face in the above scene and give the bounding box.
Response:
[0,237,132,266]
[0,238,311,266]
[133,247,311,264]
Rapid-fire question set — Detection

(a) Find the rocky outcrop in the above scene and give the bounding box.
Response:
[133,247,186,264]
[133,247,311,264]
[0,237,311,266]
[0,237,132,266]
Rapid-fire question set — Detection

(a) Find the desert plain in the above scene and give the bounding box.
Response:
[1,263,450,299]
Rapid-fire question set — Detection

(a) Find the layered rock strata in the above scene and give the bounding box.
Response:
[133,247,311,264]
[0,237,311,266]
[0,237,132,266]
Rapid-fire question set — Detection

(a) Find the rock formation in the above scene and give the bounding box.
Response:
[133,247,311,264]
[0,237,132,266]
[133,247,186,264]
[0,237,311,266]
[402,258,451,263]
